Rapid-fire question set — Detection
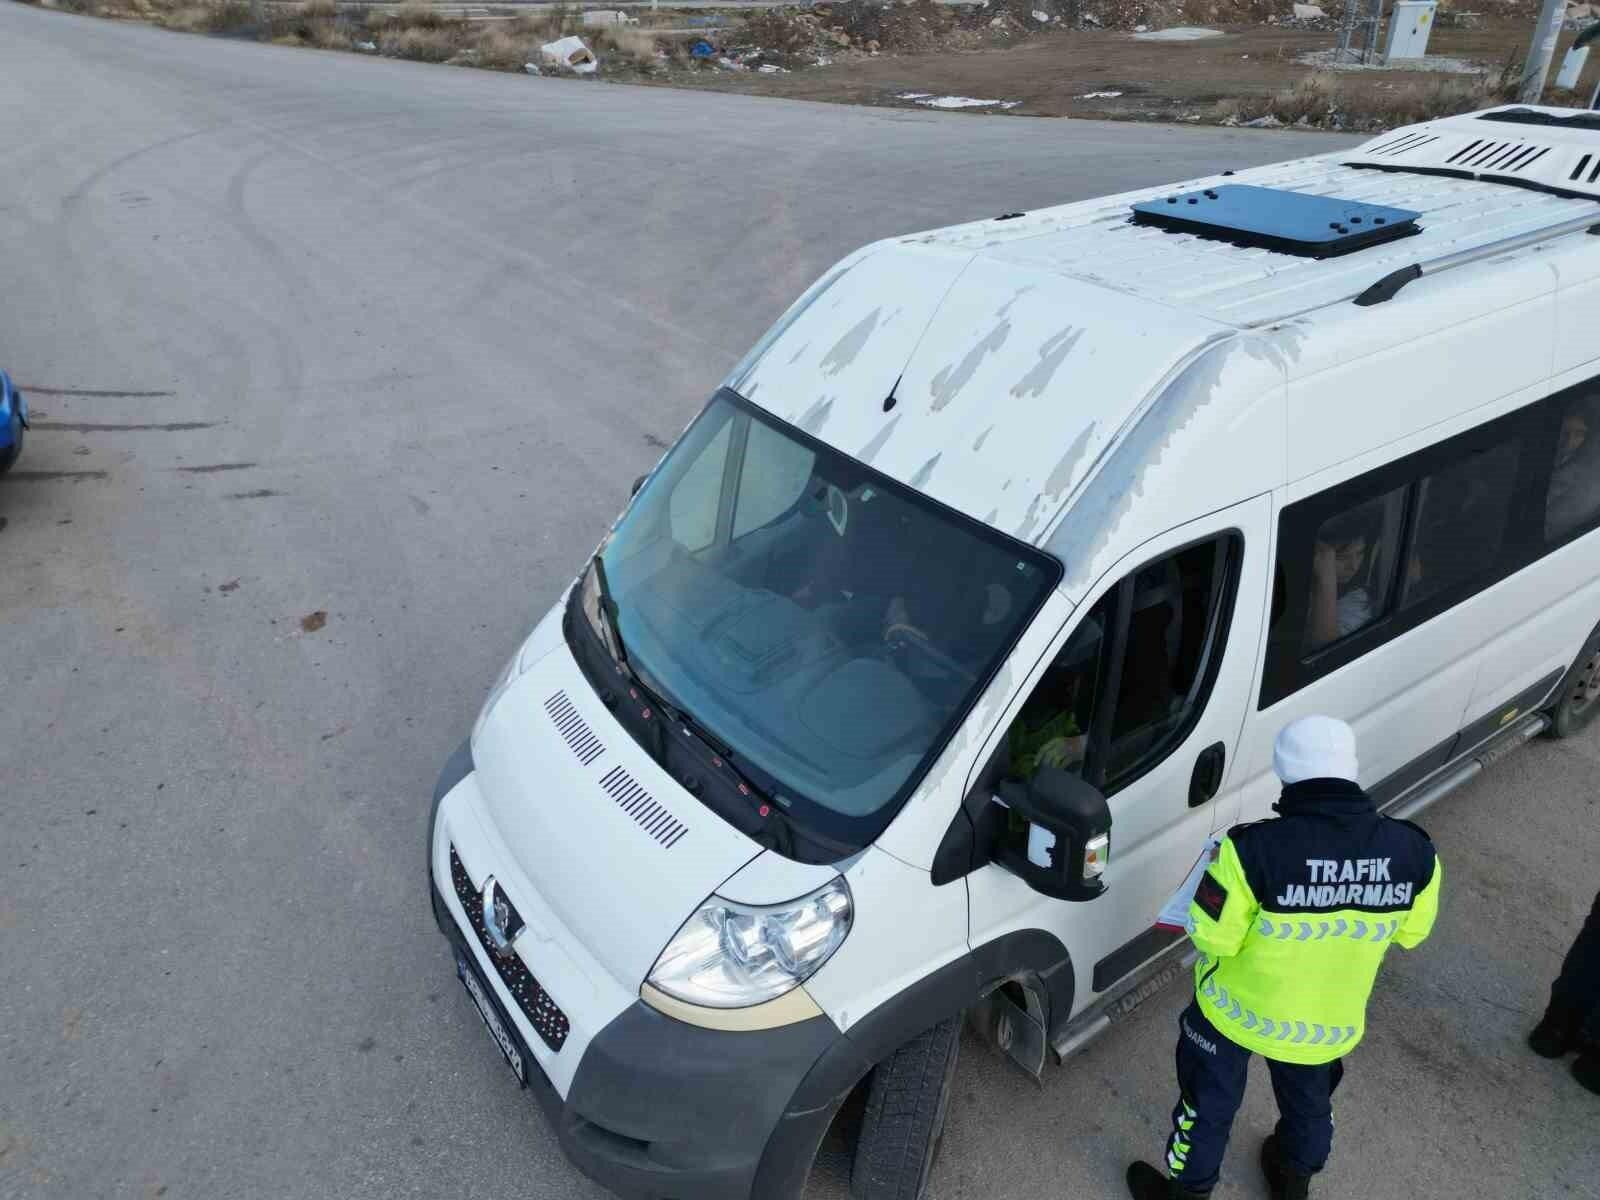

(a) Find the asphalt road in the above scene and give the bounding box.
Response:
[2,6,1597,1200]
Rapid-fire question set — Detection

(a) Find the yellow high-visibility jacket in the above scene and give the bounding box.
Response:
[1188,778,1442,1064]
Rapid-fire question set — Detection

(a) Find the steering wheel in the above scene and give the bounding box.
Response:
[883,622,975,687]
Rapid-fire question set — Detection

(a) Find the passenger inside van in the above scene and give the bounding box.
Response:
[1307,505,1385,650]
[1547,400,1600,541]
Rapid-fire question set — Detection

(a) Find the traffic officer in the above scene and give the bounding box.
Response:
[1527,887,1600,1094]
[1127,715,1443,1200]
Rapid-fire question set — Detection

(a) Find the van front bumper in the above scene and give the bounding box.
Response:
[428,740,849,1200]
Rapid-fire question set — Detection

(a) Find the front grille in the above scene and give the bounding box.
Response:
[449,845,570,1052]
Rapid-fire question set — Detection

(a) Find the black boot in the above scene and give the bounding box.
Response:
[1260,1135,1312,1200]
[1126,1160,1210,1199]
[1573,1049,1600,1096]
[1528,1004,1582,1058]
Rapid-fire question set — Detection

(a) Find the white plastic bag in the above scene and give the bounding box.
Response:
[542,36,598,75]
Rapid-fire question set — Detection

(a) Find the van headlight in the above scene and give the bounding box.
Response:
[646,879,853,1008]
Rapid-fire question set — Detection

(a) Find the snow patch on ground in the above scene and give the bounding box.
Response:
[899,93,1021,108]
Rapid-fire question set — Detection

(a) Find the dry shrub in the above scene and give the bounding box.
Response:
[470,26,532,71]
[383,24,461,62]
[1219,67,1519,132]
[590,25,659,67]
[389,1,452,31]
[265,0,351,47]
[154,0,258,33]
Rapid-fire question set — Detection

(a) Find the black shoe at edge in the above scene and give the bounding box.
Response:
[1126,1159,1210,1200]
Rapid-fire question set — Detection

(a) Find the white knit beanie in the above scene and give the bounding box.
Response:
[1273,715,1359,785]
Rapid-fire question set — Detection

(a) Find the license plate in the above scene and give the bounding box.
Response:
[456,953,527,1085]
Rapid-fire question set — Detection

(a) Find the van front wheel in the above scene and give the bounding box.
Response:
[850,1016,961,1200]
[1548,622,1600,739]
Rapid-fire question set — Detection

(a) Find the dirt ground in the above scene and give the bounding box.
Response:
[660,20,1600,125]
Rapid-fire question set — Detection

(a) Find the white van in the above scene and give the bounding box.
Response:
[428,104,1600,1200]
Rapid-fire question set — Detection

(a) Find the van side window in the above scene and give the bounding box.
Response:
[1546,388,1600,544]
[1404,441,1521,608]
[1006,535,1238,793]
[1261,385,1563,710]
[1305,489,1406,652]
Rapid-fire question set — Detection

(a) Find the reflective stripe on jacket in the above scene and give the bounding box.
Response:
[1188,777,1442,1065]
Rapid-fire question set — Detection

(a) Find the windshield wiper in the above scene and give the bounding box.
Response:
[587,555,800,854]
[589,555,629,667]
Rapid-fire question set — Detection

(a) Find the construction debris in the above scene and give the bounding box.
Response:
[541,35,598,74]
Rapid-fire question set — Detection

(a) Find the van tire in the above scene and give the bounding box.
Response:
[1547,621,1600,739]
[849,1016,961,1200]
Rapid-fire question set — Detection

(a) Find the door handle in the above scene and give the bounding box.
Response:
[1189,742,1226,807]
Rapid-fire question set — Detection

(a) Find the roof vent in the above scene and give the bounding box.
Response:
[1346,113,1600,200]
[1130,184,1421,258]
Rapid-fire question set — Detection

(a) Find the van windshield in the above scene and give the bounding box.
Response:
[595,390,1060,846]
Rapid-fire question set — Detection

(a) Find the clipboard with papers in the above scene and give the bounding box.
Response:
[1155,836,1223,934]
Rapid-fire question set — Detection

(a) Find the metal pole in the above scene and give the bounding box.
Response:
[1520,0,1568,104]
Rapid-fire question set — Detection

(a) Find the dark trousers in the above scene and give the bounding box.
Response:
[1549,889,1600,1040]
[1164,1000,1345,1193]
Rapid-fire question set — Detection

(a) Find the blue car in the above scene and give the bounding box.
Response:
[0,371,25,474]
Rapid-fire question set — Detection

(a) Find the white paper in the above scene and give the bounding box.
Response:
[1155,836,1222,933]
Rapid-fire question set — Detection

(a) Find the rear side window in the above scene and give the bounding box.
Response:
[1304,489,1406,652]
[1545,388,1600,544]
[1404,441,1521,608]
[1262,397,1545,709]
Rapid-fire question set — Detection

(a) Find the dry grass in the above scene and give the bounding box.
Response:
[1219,62,1521,132]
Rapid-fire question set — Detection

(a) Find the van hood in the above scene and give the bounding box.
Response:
[471,644,764,991]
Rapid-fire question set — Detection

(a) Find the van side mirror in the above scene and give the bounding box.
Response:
[988,768,1111,902]
[631,474,647,497]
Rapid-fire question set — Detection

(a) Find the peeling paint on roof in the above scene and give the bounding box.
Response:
[822,308,882,377]
[929,319,1011,412]
[1010,327,1083,401]
[858,414,901,463]
[909,453,941,490]
[797,396,835,434]
[972,425,995,453]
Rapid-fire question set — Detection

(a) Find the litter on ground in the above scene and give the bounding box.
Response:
[1078,90,1124,98]
[541,36,598,74]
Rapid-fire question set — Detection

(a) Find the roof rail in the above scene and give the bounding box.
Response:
[1348,209,1600,306]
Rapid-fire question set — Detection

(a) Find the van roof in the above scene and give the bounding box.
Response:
[902,105,1600,330]
[733,106,1599,573]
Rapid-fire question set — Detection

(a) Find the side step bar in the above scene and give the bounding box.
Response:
[1385,712,1548,821]
[1049,709,1549,1063]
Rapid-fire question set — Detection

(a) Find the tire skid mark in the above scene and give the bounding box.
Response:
[5,469,110,482]
[18,386,175,398]
[32,421,216,432]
